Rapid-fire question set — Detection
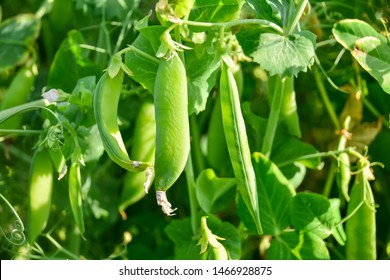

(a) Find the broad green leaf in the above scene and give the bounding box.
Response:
[186,40,221,114]
[332,19,387,51]
[202,215,241,260]
[245,0,279,24]
[165,218,201,260]
[48,30,101,92]
[0,14,41,71]
[267,231,330,260]
[237,152,296,235]
[124,25,164,93]
[165,215,240,260]
[189,0,244,31]
[291,193,346,243]
[251,31,316,77]
[195,169,236,214]
[352,36,390,94]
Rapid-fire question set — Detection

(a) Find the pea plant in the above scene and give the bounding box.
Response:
[0,0,389,260]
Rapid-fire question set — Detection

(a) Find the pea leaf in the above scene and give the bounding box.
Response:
[267,231,330,260]
[165,215,241,260]
[352,36,390,94]
[237,152,296,235]
[48,30,101,92]
[0,14,41,71]
[124,25,164,93]
[188,0,244,31]
[291,193,346,244]
[251,31,317,77]
[185,40,221,114]
[203,215,241,260]
[332,19,387,51]
[195,169,236,214]
[165,218,201,260]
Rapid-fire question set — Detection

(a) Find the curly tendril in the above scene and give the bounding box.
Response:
[0,193,26,246]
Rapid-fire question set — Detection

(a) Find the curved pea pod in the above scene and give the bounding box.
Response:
[336,117,352,201]
[119,100,156,212]
[94,69,153,172]
[219,59,262,234]
[346,160,376,260]
[68,162,85,236]
[0,64,37,132]
[27,148,53,244]
[154,53,190,216]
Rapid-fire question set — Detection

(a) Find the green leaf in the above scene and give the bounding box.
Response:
[352,36,390,94]
[186,40,221,114]
[188,0,244,31]
[165,215,241,260]
[202,215,241,260]
[195,169,236,214]
[0,14,40,71]
[267,231,330,260]
[238,152,296,235]
[251,31,316,77]
[165,218,201,260]
[124,26,164,93]
[291,193,346,244]
[332,19,387,51]
[48,30,101,92]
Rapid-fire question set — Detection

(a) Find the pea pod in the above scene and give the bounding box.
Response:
[345,159,376,260]
[219,58,262,234]
[0,64,36,132]
[119,100,156,212]
[94,69,153,172]
[27,148,53,244]
[336,116,352,201]
[68,162,85,236]
[154,52,190,216]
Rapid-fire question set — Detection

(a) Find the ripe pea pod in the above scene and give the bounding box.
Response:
[94,69,153,172]
[0,64,37,132]
[68,162,85,236]
[345,159,376,260]
[119,100,156,213]
[219,58,262,234]
[154,52,190,216]
[27,148,53,244]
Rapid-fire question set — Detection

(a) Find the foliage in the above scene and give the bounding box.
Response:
[0,0,389,260]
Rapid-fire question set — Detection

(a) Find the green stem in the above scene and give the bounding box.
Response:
[184,152,198,236]
[181,18,283,34]
[190,115,205,175]
[313,65,341,130]
[262,76,285,158]
[113,10,133,54]
[119,46,160,64]
[44,233,80,260]
[286,0,308,35]
[323,159,336,197]
[0,129,42,135]
[278,147,355,167]
[362,95,390,128]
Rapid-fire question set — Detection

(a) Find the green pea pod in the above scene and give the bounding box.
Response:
[49,147,67,180]
[336,116,351,201]
[220,58,262,235]
[94,69,153,172]
[346,160,376,260]
[119,100,156,212]
[68,162,85,236]
[27,148,53,244]
[0,64,36,132]
[154,52,190,216]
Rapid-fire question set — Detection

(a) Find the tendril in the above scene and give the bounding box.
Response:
[0,193,26,246]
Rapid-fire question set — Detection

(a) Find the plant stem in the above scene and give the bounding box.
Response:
[286,0,308,35]
[0,129,42,135]
[190,115,205,175]
[119,46,160,64]
[362,95,390,128]
[323,159,336,197]
[278,147,355,167]
[313,65,341,130]
[185,152,198,236]
[180,18,283,34]
[262,76,285,158]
